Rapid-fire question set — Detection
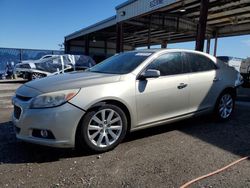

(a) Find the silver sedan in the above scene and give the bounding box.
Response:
[12,49,242,152]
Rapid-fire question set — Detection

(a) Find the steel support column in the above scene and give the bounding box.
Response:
[116,23,123,53]
[214,32,218,56]
[85,35,90,55]
[147,16,152,49]
[161,40,167,48]
[195,0,209,51]
[206,37,211,54]
[64,40,69,53]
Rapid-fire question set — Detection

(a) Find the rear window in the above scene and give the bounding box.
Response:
[187,53,217,72]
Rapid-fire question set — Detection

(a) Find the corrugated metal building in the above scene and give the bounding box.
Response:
[65,0,250,62]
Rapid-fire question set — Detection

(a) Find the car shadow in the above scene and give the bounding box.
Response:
[126,104,250,157]
[0,121,94,164]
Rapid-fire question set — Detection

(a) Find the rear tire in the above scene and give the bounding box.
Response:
[31,72,45,80]
[214,91,235,121]
[76,104,127,153]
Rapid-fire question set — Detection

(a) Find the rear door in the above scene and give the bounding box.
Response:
[135,52,190,126]
[185,52,221,112]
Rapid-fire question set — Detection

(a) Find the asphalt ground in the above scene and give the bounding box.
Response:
[0,83,249,188]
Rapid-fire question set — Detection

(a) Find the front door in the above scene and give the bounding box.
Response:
[135,52,190,127]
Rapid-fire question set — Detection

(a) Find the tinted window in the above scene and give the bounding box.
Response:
[187,53,216,72]
[147,52,183,76]
[89,52,152,74]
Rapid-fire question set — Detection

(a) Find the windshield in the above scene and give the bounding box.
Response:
[89,52,153,74]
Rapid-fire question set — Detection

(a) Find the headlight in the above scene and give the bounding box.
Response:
[30,89,80,109]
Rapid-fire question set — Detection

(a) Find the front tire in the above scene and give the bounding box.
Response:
[214,91,235,121]
[76,104,128,153]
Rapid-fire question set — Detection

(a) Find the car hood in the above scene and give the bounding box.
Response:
[23,71,121,94]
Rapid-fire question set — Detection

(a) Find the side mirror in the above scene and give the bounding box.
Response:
[139,69,160,80]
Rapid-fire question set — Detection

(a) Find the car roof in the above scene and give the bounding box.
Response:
[129,48,210,54]
[127,48,217,63]
[129,48,214,56]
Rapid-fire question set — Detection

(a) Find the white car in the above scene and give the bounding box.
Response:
[15,55,96,80]
[240,57,250,85]
[12,49,242,152]
[217,56,244,72]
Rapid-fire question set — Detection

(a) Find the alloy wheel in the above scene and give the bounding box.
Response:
[87,109,123,148]
[32,73,44,80]
[219,94,233,119]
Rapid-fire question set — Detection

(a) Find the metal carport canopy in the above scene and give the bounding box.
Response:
[65,16,117,41]
[65,0,250,54]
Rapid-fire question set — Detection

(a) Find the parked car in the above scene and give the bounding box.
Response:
[0,70,6,80]
[217,56,249,86]
[217,56,244,72]
[12,49,242,153]
[240,57,250,85]
[15,55,96,80]
[0,62,15,80]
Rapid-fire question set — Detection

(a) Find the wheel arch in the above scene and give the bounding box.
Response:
[75,99,132,148]
[220,87,237,99]
[86,99,132,132]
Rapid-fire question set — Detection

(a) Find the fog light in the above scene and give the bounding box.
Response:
[32,129,55,139]
[40,130,48,138]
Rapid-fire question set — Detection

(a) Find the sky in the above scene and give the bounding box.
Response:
[0,0,249,58]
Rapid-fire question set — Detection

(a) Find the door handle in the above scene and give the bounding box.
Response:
[177,83,188,89]
[213,77,221,82]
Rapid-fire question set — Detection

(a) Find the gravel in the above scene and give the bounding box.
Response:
[0,102,250,188]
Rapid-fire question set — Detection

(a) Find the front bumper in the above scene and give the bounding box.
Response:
[12,97,84,148]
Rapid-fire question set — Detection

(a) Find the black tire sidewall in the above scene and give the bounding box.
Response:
[77,104,128,153]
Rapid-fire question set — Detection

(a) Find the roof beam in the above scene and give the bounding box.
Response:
[135,15,198,32]
[208,13,250,25]
[187,1,250,20]
[124,32,163,44]
[218,22,250,36]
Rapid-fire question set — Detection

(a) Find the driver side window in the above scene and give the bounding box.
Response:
[147,52,183,76]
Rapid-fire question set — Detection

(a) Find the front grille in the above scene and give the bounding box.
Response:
[14,105,22,120]
[16,94,32,101]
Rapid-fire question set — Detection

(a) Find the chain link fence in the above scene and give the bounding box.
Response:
[0,47,63,71]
